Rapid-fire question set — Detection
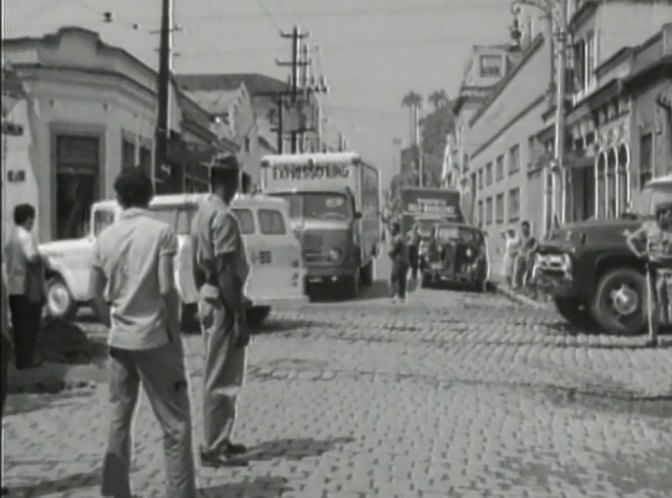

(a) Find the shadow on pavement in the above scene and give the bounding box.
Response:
[245,437,355,462]
[4,389,95,416]
[253,318,337,335]
[6,468,102,496]
[200,476,291,498]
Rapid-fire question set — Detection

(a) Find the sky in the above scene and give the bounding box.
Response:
[3,0,515,188]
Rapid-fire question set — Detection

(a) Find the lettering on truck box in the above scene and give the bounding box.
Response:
[407,198,457,216]
[272,163,351,181]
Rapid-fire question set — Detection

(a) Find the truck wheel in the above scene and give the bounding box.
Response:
[361,261,374,287]
[247,306,271,328]
[590,268,647,335]
[180,303,200,334]
[46,277,76,320]
[553,296,594,329]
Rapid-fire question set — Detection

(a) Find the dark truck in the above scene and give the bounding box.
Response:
[536,175,672,334]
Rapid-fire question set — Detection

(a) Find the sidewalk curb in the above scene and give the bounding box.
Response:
[493,282,550,310]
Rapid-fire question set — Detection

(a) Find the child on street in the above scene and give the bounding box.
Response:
[389,222,410,303]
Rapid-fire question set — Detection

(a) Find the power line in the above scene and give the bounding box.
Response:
[255,0,284,32]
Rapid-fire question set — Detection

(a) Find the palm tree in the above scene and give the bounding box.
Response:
[428,90,449,111]
[401,91,423,145]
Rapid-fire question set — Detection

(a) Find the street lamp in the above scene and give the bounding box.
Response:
[511,0,568,235]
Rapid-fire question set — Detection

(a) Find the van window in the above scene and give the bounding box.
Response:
[258,209,286,235]
[150,205,196,235]
[93,209,115,237]
[232,208,255,234]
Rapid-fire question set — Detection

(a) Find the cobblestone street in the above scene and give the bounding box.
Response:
[3,265,672,498]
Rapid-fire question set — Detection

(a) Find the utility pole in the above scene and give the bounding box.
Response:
[554,0,568,225]
[155,0,173,192]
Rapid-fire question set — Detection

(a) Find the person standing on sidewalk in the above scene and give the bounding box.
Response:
[500,228,519,288]
[407,222,421,281]
[89,168,196,498]
[3,203,46,370]
[389,221,409,303]
[1,271,13,496]
[191,154,250,468]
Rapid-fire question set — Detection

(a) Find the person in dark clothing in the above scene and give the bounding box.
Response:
[3,203,45,370]
[407,222,421,281]
[389,222,410,303]
[1,272,12,496]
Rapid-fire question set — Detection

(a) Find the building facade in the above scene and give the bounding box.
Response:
[1,27,224,242]
[467,34,553,278]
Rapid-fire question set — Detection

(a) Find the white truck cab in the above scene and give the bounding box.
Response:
[40,193,307,328]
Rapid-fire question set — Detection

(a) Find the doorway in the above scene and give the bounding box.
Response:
[54,135,100,240]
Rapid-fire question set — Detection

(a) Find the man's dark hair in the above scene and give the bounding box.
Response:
[114,168,154,208]
[209,166,239,189]
[656,201,672,217]
[392,221,401,232]
[521,220,530,229]
[13,203,36,226]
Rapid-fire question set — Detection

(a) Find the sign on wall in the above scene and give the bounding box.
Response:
[7,170,26,182]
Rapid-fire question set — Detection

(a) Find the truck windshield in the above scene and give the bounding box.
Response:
[150,205,197,235]
[274,193,352,221]
[636,183,672,217]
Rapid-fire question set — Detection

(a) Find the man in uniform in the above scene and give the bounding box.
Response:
[191,154,251,467]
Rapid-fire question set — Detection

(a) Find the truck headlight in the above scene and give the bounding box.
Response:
[328,248,343,262]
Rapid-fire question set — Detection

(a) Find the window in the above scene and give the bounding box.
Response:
[509,145,520,175]
[485,197,493,225]
[485,162,493,186]
[478,169,483,190]
[640,133,653,188]
[509,188,521,221]
[93,209,115,237]
[122,139,135,169]
[585,32,595,88]
[495,156,504,181]
[495,193,504,223]
[232,208,255,234]
[258,209,286,235]
[480,55,502,77]
[150,205,197,235]
[139,145,152,178]
[477,200,483,227]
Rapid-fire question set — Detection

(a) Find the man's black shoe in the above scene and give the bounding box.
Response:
[225,441,248,454]
[200,448,248,468]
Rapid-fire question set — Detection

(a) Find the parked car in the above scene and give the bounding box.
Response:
[420,221,489,292]
[536,174,672,334]
[40,193,307,329]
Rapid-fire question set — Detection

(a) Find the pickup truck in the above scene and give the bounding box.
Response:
[40,193,307,329]
[536,175,672,334]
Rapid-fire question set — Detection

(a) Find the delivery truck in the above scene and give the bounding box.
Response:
[260,152,381,299]
[398,187,464,236]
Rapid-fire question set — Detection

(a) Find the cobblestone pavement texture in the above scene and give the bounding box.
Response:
[3,261,672,498]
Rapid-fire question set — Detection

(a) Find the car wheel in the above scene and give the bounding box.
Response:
[246,306,271,328]
[553,296,594,329]
[180,303,200,334]
[590,268,647,335]
[46,277,76,320]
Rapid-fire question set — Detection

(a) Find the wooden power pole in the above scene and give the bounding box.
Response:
[155,0,173,191]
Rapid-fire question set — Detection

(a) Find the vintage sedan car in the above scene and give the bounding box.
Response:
[420,222,489,292]
[40,193,307,329]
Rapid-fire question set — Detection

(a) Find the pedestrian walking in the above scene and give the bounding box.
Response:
[191,154,251,468]
[89,168,196,498]
[407,222,421,281]
[389,221,409,303]
[3,203,46,370]
[1,270,13,496]
[513,221,538,291]
[626,201,672,347]
[500,228,519,288]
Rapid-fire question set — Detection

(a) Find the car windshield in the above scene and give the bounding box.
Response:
[150,205,197,235]
[635,182,672,217]
[272,192,352,221]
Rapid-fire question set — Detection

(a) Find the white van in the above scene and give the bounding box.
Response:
[40,193,307,328]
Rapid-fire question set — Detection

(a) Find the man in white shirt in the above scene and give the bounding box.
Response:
[89,168,196,498]
[3,203,45,369]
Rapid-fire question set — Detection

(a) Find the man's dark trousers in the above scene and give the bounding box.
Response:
[8,295,41,369]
